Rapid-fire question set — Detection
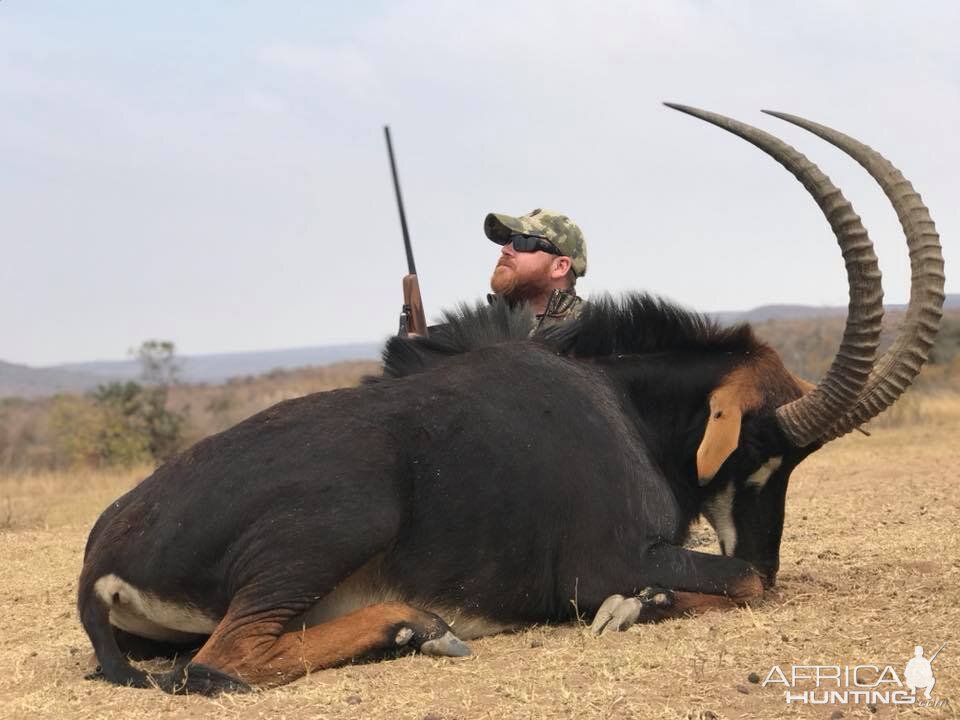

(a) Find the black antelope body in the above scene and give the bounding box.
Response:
[78,105,944,693]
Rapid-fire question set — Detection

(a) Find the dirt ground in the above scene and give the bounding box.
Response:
[1,412,957,719]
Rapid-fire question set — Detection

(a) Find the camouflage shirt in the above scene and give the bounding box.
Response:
[530,288,585,335]
[421,289,585,341]
[485,288,586,336]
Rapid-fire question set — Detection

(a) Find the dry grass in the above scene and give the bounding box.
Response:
[865,390,960,430]
[1,398,958,719]
[0,465,151,532]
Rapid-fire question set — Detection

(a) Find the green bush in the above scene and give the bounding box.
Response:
[51,381,185,468]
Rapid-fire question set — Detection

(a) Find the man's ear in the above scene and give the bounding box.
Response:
[551,255,572,279]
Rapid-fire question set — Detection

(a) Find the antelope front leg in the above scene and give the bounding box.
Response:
[591,544,763,635]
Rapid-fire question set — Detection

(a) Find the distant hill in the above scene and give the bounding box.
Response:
[3,293,956,399]
[710,304,846,324]
[1,342,382,399]
[0,361,105,399]
[710,293,959,325]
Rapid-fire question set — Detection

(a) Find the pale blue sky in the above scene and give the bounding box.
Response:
[2,1,957,365]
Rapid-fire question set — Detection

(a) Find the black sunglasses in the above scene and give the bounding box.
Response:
[506,233,562,256]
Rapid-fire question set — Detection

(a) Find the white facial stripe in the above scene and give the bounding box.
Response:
[703,482,737,557]
[94,573,218,639]
[745,456,783,490]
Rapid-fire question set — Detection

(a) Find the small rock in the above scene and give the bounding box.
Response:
[830,711,844,720]
[747,672,761,684]
[345,695,362,705]
[867,704,877,714]
[736,684,750,694]
[781,634,789,642]
[530,639,543,648]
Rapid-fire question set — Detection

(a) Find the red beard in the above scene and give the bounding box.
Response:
[490,260,550,304]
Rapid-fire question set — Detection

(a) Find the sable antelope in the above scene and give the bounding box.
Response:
[78,105,944,693]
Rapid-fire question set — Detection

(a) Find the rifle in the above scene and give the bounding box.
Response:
[929,642,946,663]
[384,125,428,337]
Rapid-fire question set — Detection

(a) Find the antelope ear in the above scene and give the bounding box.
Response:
[696,391,743,485]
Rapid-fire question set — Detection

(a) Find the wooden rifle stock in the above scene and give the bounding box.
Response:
[384,124,428,337]
[401,274,428,336]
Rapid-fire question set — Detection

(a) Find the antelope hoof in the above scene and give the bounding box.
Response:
[590,587,675,635]
[420,631,471,657]
[162,663,252,695]
[590,594,641,635]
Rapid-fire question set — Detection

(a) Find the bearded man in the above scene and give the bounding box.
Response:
[484,208,588,334]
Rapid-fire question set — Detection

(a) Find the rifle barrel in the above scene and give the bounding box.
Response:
[929,642,946,663]
[384,125,417,276]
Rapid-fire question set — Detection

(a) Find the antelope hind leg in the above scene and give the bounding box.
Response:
[188,601,470,690]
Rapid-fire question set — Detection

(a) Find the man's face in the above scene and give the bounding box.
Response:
[490,241,558,303]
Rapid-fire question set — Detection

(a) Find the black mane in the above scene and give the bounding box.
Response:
[378,299,533,380]
[550,293,757,357]
[378,293,758,380]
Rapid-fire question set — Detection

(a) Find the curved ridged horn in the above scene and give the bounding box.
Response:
[763,111,946,442]
[664,103,884,448]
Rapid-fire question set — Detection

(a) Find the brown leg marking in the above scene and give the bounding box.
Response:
[670,591,740,613]
[671,574,764,615]
[191,602,453,688]
[727,572,764,602]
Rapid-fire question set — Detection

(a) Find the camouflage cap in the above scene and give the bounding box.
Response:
[484,208,587,277]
